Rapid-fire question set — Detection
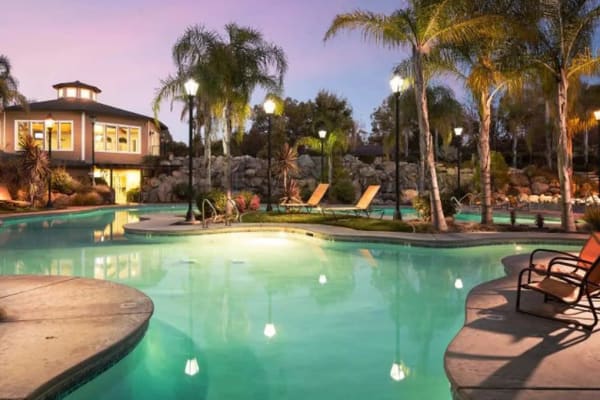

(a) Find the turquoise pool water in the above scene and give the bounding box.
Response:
[0,207,576,399]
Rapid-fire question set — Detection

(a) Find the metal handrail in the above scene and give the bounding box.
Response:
[200,198,240,227]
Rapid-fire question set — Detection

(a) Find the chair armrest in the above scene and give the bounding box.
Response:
[529,248,579,266]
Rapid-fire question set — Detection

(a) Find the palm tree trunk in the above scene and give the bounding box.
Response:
[557,73,575,232]
[584,126,589,168]
[224,103,232,198]
[544,100,553,170]
[479,95,493,225]
[205,117,213,190]
[512,130,518,169]
[403,128,409,159]
[413,49,447,231]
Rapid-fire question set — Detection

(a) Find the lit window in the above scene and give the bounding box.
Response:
[58,122,73,150]
[66,88,77,97]
[15,120,72,150]
[80,89,91,99]
[130,128,140,153]
[105,126,116,151]
[118,127,128,152]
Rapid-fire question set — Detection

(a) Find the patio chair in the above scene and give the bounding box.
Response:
[528,232,600,277]
[321,185,382,218]
[281,183,329,213]
[516,254,600,329]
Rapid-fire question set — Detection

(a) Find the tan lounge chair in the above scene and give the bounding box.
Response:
[322,185,382,218]
[516,232,600,329]
[281,183,329,212]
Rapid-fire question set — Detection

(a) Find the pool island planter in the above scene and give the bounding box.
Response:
[0,275,153,400]
[445,253,600,400]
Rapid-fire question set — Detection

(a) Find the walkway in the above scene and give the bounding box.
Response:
[445,253,600,400]
[0,276,153,400]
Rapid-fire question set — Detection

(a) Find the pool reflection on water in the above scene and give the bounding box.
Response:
[0,207,576,399]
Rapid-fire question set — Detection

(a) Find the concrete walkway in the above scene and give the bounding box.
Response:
[445,253,600,400]
[0,276,153,400]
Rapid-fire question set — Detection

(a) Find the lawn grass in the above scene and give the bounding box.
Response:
[241,211,433,233]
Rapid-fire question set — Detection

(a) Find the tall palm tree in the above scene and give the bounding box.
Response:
[325,1,502,231]
[527,0,600,231]
[208,24,287,196]
[154,24,287,196]
[0,54,27,113]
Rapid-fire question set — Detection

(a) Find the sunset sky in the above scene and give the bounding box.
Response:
[2,0,420,142]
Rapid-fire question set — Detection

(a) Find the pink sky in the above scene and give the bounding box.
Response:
[2,0,418,142]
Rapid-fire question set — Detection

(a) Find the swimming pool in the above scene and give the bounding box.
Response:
[0,207,576,399]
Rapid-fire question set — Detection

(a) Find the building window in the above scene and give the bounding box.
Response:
[15,120,74,151]
[80,89,91,99]
[95,122,141,154]
[66,88,77,97]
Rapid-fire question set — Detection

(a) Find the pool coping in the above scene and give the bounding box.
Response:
[0,276,154,400]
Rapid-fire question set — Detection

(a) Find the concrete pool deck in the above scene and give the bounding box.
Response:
[0,207,594,399]
[0,275,153,400]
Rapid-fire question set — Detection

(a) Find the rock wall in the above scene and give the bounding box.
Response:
[143,154,473,204]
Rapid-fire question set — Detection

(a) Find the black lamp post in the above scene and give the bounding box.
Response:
[318,129,327,183]
[184,78,199,222]
[44,114,55,208]
[390,74,404,220]
[595,111,600,196]
[264,98,276,212]
[90,115,96,186]
[454,127,463,193]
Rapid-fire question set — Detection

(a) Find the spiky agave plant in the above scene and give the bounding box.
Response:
[18,134,49,204]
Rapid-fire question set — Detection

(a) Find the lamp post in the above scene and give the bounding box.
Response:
[594,111,600,197]
[318,129,327,183]
[264,98,276,212]
[390,74,404,220]
[90,115,96,186]
[184,78,199,222]
[454,127,463,193]
[45,114,55,208]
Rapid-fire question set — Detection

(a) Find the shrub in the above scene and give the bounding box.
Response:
[71,191,103,206]
[51,167,76,194]
[584,205,600,231]
[234,191,257,213]
[196,189,227,215]
[127,187,141,203]
[173,182,191,200]
[248,194,260,211]
[412,193,457,221]
[331,179,355,204]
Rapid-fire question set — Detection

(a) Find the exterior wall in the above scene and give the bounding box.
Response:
[0,110,159,166]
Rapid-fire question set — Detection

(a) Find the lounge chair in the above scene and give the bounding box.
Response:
[322,185,382,218]
[281,183,329,212]
[516,232,600,329]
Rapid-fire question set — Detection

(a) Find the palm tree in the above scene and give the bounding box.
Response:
[527,0,600,231]
[155,24,287,196]
[19,134,49,204]
[0,54,27,113]
[325,1,502,231]
[207,24,287,196]
[298,130,348,185]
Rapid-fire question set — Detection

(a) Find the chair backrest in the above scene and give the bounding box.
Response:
[578,232,600,267]
[584,256,600,287]
[356,185,381,210]
[307,183,329,206]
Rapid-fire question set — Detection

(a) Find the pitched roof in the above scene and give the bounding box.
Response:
[5,97,168,131]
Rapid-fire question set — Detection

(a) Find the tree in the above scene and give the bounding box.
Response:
[298,131,348,185]
[155,24,287,196]
[526,0,600,232]
[325,1,501,231]
[19,134,49,204]
[0,54,27,113]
